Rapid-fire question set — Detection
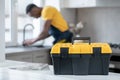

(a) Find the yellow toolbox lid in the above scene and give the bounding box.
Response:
[51,43,92,54]
[51,43,112,54]
[69,45,81,54]
[50,43,72,54]
[69,43,93,54]
[91,43,112,54]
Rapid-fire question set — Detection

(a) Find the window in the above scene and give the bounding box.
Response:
[17,0,45,46]
[5,0,18,46]
[17,0,33,45]
[5,0,12,43]
[5,0,57,47]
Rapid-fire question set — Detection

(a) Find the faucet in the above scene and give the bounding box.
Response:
[23,24,34,46]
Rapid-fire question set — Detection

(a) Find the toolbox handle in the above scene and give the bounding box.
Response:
[72,37,91,44]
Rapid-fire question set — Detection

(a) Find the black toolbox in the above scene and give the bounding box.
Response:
[50,37,112,75]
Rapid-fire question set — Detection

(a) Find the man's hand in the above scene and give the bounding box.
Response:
[23,39,36,46]
[23,20,51,46]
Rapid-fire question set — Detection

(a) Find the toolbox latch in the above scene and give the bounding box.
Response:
[60,48,69,58]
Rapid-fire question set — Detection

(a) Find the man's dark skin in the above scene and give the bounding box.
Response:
[23,7,52,46]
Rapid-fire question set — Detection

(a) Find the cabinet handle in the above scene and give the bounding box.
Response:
[22,57,31,60]
[36,55,45,58]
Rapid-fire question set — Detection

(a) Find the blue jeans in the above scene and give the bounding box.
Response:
[48,25,73,44]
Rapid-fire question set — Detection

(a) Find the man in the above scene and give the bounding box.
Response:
[23,4,73,46]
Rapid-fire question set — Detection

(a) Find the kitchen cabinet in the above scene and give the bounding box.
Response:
[32,50,50,63]
[44,0,95,8]
[60,0,120,8]
[6,48,51,64]
[6,52,33,62]
[96,0,120,7]
[60,0,96,8]
[110,53,120,72]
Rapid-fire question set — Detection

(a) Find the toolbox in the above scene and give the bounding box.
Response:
[50,37,112,75]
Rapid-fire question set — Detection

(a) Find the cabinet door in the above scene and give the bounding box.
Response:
[61,0,120,8]
[32,50,50,64]
[6,53,33,62]
[96,0,120,7]
[60,0,96,8]
[20,53,33,62]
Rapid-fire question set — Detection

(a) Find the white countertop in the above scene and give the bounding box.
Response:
[0,60,120,80]
[5,47,51,54]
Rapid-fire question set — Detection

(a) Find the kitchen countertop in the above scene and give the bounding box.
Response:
[5,46,51,54]
[0,60,120,80]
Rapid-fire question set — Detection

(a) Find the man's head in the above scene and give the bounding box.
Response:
[26,4,42,18]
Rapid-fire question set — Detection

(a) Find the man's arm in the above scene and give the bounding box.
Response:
[34,20,52,42]
[23,20,52,46]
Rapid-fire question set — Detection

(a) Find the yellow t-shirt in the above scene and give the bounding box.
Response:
[41,6,69,32]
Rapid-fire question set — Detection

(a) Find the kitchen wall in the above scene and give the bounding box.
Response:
[77,7,120,43]
[0,0,5,61]
[61,8,77,24]
[61,7,120,43]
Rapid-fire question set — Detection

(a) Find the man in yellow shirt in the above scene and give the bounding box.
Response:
[23,4,73,46]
